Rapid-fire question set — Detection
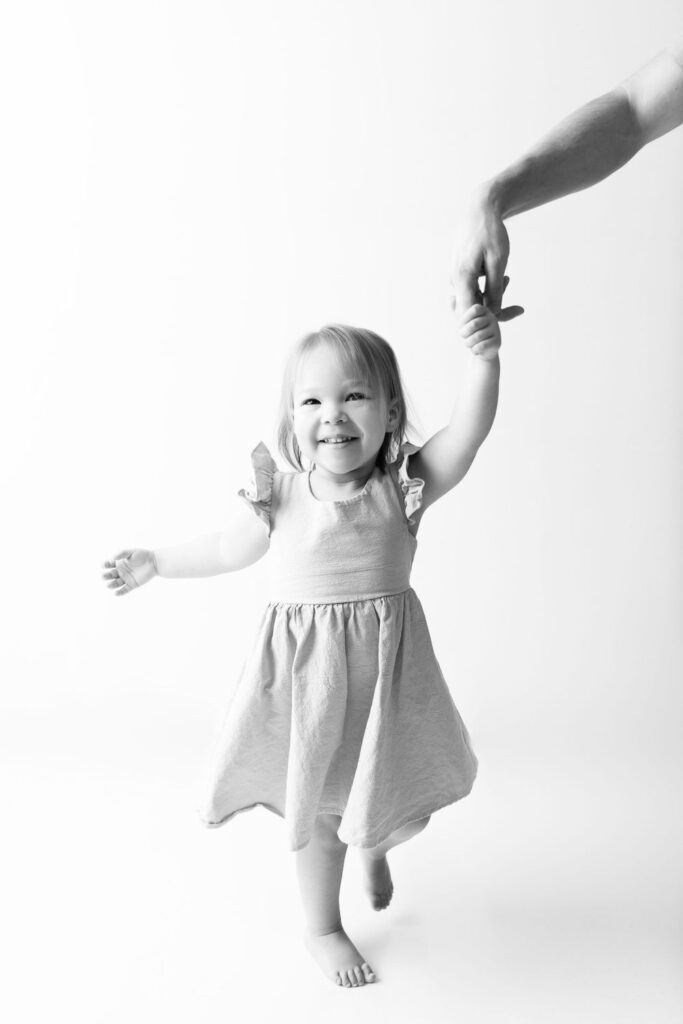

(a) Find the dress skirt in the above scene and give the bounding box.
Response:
[198,587,478,852]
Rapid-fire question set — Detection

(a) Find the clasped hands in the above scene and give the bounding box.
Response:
[450,186,525,325]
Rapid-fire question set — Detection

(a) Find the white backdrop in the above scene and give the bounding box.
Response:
[2,2,682,1022]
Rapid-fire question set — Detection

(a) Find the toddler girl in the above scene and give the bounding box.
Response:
[102,300,504,988]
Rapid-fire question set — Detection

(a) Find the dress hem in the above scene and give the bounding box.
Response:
[197,781,476,852]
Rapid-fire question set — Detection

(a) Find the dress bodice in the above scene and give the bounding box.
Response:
[239,442,425,605]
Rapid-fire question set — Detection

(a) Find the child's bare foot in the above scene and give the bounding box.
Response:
[303,926,377,987]
[360,851,394,910]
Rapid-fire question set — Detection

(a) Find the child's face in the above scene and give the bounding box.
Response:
[292,343,398,478]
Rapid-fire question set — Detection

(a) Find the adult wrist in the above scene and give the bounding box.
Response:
[469,178,503,221]
[478,163,529,221]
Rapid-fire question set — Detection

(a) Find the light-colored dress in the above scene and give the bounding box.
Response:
[198,441,478,851]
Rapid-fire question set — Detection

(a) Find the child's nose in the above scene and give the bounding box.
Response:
[322,402,347,423]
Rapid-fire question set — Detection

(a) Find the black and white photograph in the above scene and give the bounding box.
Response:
[3,2,682,1021]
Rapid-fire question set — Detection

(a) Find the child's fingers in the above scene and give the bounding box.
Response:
[101,554,137,594]
[102,550,133,568]
[470,329,501,353]
[460,315,490,339]
[115,558,139,590]
[102,558,123,577]
[108,576,132,596]
[459,303,487,327]
[464,328,497,349]
[103,565,126,585]
[472,338,500,356]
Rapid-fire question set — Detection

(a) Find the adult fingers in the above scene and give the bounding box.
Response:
[450,269,480,315]
[483,255,507,315]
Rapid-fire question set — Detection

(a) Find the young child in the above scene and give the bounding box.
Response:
[102,300,504,988]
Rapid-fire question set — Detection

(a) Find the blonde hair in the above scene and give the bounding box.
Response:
[275,323,419,472]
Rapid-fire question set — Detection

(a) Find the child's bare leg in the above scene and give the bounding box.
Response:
[359,815,431,910]
[296,813,377,988]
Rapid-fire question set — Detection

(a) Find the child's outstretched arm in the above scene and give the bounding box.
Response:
[101,498,269,597]
[409,300,502,515]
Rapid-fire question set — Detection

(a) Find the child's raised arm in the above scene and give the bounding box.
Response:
[409,301,502,516]
[102,497,269,597]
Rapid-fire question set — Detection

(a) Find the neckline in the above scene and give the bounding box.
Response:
[307,466,375,504]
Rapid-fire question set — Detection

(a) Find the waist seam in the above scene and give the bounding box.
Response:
[266,587,413,608]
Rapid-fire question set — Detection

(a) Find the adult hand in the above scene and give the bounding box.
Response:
[450,187,525,322]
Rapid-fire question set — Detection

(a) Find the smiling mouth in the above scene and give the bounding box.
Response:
[320,437,357,444]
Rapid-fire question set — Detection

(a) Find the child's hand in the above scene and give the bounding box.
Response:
[459,302,501,361]
[101,549,158,597]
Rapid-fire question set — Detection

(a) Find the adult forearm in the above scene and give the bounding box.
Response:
[153,532,227,578]
[484,89,642,221]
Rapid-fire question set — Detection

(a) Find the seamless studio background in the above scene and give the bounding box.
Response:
[2,1,682,1022]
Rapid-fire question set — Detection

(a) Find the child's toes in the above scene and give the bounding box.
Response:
[362,962,376,983]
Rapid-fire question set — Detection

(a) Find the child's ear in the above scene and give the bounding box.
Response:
[387,399,400,427]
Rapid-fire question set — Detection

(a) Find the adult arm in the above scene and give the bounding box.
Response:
[451,38,683,315]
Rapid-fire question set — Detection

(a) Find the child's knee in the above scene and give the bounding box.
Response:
[313,812,345,849]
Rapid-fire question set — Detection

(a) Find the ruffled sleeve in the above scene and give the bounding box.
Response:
[237,442,278,537]
[395,442,425,526]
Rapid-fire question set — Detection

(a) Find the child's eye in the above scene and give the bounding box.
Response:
[300,394,367,405]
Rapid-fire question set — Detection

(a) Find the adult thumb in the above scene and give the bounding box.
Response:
[498,305,525,322]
